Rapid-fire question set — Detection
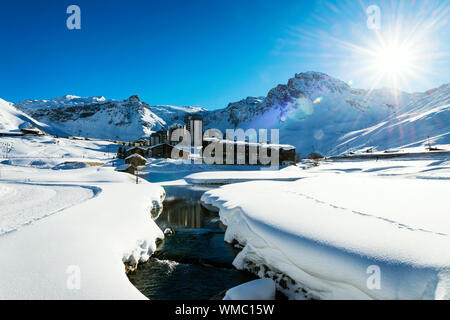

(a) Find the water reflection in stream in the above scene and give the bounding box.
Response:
[128,185,256,300]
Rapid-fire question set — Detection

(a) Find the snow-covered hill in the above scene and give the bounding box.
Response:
[10,72,450,156]
[16,95,205,140]
[0,98,50,135]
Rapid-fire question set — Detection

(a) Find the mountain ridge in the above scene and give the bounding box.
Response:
[7,71,450,156]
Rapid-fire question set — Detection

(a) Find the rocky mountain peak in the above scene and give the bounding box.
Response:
[288,71,350,96]
[128,95,140,102]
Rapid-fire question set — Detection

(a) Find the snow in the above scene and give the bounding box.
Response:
[0,182,96,236]
[201,157,450,300]
[223,279,276,300]
[0,184,10,196]
[0,98,49,134]
[0,135,118,168]
[185,166,307,184]
[305,154,450,180]
[141,157,266,183]
[0,137,165,299]
[335,84,450,155]
[17,95,107,110]
[116,163,133,171]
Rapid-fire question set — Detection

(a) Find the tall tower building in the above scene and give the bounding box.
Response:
[184,114,203,147]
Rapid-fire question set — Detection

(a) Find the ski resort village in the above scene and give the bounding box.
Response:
[0,71,449,300]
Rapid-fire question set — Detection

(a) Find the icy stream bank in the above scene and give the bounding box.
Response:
[128,185,257,300]
[201,175,450,300]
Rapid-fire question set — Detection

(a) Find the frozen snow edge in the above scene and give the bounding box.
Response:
[200,181,450,300]
[185,167,308,185]
[0,177,165,299]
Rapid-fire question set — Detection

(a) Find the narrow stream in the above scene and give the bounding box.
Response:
[128,185,257,300]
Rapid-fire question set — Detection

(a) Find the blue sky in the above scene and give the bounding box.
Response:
[0,0,449,109]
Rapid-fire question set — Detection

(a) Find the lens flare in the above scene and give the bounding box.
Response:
[313,97,323,104]
[296,97,314,116]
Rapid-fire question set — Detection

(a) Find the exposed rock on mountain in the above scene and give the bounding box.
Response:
[16,96,205,140]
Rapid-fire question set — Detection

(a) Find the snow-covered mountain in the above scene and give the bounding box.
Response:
[8,71,450,156]
[16,95,205,140]
[203,72,421,156]
[0,98,50,135]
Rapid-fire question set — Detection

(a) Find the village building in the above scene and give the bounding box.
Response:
[279,146,297,165]
[123,146,148,158]
[149,129,168,146]
[307,152,324,160]
[168,123,184,145]
[118,113,296,166]
[116,163,135,175]
[184,114,203,147]
[133,139,150,147]
[125,153,147,167]
[149,143,189,159]
[202,137,296,165]
[20,125,45,136]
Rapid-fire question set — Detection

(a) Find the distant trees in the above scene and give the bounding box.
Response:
[307,152,324,160]
[117,146,125,159]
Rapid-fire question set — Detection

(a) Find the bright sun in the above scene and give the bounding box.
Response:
[373,43,413,78]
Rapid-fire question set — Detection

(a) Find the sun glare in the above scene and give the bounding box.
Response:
[373,43,413,78]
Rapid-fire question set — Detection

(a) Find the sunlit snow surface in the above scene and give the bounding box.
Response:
[224,279,276,300]
[201,157,450,300]
[0,182,96,235]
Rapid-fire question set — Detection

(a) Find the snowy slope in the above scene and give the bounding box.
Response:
[0,98,50,134]
[16,95,205,140]
[0,135,119,168]
[335,84,450,154]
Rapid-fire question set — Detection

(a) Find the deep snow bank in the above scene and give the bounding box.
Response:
[224,279,276,300]
[201,175,450,300]
[0,167,165,299]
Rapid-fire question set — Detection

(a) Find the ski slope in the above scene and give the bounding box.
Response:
[336,84,450,154]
